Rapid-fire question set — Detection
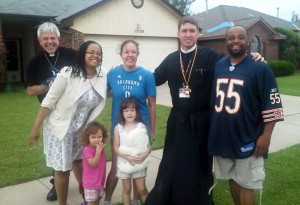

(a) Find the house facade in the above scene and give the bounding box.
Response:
[194,5,300,62]
[197,17,286,60]
[0,0,182,84]
[68,0,181,72]
[1,3,299,86]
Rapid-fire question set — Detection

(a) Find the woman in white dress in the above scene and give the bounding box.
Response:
[29,40,107,205]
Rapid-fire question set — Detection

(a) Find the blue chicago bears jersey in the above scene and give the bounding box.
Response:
[208,55,284,158]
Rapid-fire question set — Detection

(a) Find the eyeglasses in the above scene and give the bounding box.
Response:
[85,51,102,57]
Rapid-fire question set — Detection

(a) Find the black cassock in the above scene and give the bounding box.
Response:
[145,47,224,205]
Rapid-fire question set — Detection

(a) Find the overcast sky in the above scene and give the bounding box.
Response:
[190,0,299,21]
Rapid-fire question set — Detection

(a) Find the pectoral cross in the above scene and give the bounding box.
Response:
[184,85,191,95]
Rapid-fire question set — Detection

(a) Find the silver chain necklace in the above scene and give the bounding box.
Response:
[44,51,59,68]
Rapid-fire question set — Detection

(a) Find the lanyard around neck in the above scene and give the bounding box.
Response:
[179,47,197,87]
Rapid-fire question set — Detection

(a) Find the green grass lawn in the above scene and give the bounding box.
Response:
[0,71,299,204]
[276,70,300,96]
[0,91,170,188]
[212,144,300,205]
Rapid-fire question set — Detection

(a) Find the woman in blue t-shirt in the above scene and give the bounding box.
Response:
[104,40,156,205]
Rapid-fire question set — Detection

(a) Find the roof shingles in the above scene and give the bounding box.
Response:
[0,0,104,20]
[194,5,299,37]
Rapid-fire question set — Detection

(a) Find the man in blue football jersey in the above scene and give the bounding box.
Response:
[208,26,284,205]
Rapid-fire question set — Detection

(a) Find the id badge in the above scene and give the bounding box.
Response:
[179,88,190,98]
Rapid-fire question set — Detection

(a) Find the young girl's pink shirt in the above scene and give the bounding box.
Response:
[82,145,106,189]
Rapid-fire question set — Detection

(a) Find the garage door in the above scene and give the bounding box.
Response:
[85,35,178,72]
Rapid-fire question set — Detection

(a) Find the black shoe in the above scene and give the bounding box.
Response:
[46,178,57,201]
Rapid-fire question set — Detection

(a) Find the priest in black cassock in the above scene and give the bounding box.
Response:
[145,16,224,205]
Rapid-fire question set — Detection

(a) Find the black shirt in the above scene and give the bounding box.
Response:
[25,47,77,102]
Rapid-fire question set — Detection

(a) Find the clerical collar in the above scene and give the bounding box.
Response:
[181,44,197,54]
[46,49,59,57]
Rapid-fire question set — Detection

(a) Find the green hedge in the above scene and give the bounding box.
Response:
[267,60,295,77]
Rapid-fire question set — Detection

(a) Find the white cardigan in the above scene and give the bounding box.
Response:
[41,66,107,141]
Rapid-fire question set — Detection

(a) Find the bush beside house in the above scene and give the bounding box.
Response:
[275,27,300,69]
[268,60,296,77]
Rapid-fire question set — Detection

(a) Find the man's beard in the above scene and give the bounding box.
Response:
[228,49,246,58]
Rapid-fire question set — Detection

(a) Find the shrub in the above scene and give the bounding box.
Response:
[267,60,295,77]
[275,27,300,67]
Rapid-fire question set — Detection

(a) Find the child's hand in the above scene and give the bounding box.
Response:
[135,152,148,163]
[126,154,145,165]
[96,142,105,154]
[125,155,140,165]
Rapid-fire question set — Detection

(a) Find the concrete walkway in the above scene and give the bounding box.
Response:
[1,83,300,205]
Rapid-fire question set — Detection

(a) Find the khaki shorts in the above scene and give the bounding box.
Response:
[214,156,265,189]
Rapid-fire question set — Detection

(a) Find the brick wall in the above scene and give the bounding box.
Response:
[247,24,279,61]
[71,29,84,50]
[59,29,84,51]
[60,32,73,49]
[198,39,227,55]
